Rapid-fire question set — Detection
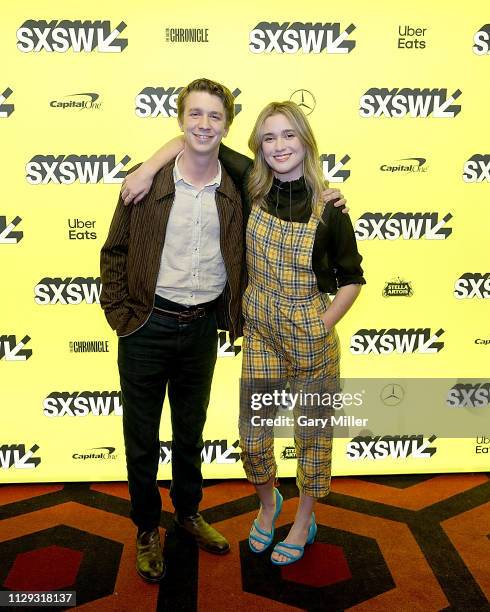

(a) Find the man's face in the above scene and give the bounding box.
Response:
[179,91,228,155]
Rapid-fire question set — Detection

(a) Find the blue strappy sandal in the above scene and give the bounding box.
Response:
[248,487,283,553]
[270,512,317,565]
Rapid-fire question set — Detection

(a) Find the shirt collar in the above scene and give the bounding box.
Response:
[173,151,222,189]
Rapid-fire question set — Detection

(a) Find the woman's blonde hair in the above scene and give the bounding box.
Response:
[247,101,327,217]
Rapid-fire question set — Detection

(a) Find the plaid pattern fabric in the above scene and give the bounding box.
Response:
[240,205,340,498]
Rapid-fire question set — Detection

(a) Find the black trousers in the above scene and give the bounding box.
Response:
[117,298,218,531]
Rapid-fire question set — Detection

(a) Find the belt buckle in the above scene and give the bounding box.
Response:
[178,306,206,322]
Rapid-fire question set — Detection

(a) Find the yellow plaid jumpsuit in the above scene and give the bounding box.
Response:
[239,202,340,498]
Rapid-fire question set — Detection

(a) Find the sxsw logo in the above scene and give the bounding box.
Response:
[17,20,128,53]
[350,328,445,354]
[321,154,350,183]
[135,86,242,118]
[0,444,41,469]
[446,383,490,408]
[463,154,490,183]
[25,154,130,184]
[346,434,437,460]
[0,87,14,118]
[355,212,453,240]
[249,22,356,54]
[454,273,490,299]
[159,439,240,464]
[359,88,462,118]
[34,277,101,305]
[0,216,23,244]
[473,24,490,55]
[0,335,32,361]
[218,331,241,357]
[43,391,122,417]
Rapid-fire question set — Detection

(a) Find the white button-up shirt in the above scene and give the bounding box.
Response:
[155,153,227,306]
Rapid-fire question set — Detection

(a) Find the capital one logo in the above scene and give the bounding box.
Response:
[249,22,356,54]
[473,24,490,55]
[350,328,445,354]
[359,88,461,118]
[0,87,14,118]
[454,273,490,299]
[34,277,101,305]
[43,391,122,417]
[0,444,41,468]
[159,439,240,464]
[346,435,437,460]
[463,154,490,183]
[355,212,453,240]
[0,335,32,361]
[25,154,130,184]
[135,86,242,118]
[17,20,128,53]
[0,216,23,244]
[321,154,351,183]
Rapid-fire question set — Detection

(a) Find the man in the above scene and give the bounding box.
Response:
[100,78,244,582]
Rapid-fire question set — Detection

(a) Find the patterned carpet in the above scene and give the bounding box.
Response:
[1,474,489,611]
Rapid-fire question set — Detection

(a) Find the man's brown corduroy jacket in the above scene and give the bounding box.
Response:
[100,161,245,341]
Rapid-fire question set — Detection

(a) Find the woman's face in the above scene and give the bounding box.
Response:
[260,113,306,182]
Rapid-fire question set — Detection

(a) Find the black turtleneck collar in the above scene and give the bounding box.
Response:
[264,175,312,223]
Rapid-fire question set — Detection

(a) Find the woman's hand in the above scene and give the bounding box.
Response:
[320,311,334,332]
[121,168,153,205]
[322,188,349,214]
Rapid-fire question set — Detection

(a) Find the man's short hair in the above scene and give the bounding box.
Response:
[177,78,235,128]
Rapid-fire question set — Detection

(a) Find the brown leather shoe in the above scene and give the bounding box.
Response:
[174,513,230,555]
[136,528,165,582]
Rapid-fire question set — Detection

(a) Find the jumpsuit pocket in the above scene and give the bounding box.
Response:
[310,294,333,336]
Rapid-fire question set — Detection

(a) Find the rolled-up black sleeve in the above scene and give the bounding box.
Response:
[324,206,366,288]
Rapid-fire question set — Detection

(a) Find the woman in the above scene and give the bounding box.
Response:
[122,101,365,565]
[238,102,363,565]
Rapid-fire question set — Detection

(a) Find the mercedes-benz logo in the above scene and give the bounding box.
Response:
[289,89,316,115]
[380,384,405,406]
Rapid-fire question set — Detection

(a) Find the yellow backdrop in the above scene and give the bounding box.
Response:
[1,0,489,482]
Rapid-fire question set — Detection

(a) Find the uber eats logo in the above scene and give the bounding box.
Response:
[135,86,242,118]
[0,87,14,118]
[463,154,490,183]
[34,277,101,305]
[355,212,453,240]
[359,88,462,118]
[25,154,130,184]
[17,20,128,53]
[0,216,23,244]
[249,22,356,54]
[44,391,122,417]
[350,328,445,354]
[0,335,32,361]
[446,383,490,408]
[346,435,437,460]
[159,440,240,464]
[321,154,351,183]
[454,273,490,299]
[0,444,41,469]
[473,24,490,55]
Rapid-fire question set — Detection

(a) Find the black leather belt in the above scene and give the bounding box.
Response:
[152,301,215,322]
